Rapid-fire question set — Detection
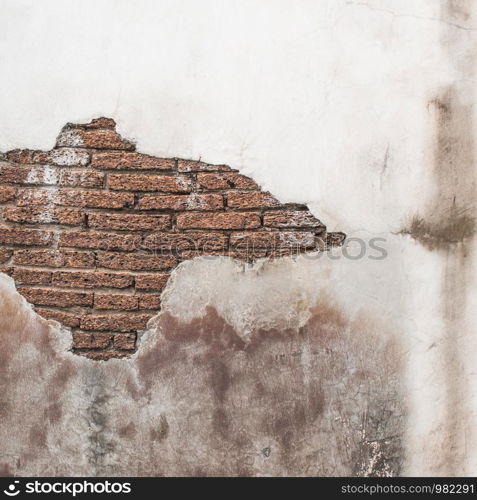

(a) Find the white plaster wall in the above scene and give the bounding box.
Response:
[0,0,476,475]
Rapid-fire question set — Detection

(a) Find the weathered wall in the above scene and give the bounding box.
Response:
[0,0,476,477]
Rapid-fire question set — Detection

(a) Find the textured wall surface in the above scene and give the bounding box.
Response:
[0,0,476,477]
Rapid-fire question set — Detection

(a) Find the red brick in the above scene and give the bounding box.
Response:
[263,210,325,229]
[80,313,153,332]
[108,174,192,193]
[55,190,134,209]
[0,186,16,203]
[0,248,12,264]
[197,173,259,190]
[88,213,171,231]
[94,294,139,311]
[0,227,53,246]
[56,128,135,150]
[7,148,90,166]
[96,252,177,271]
[91,152,174,170]
[11,268,51,285]
[73,332,113,349]
[52,271,134,289]
[19,287,93,307]
[176,212,261,230]
[0,165,58,185]
[138,294,161,310]
[135,274,170,292]
[36,308,80,328]
[13,249,95,268]
[82,117,116,129]
[59,231,141,252]
[6,150,48,164]
[58,170,104,188]
[230,231,315,249]
[3,206,83,225]
[138,193,223,211]
[113,334,136,350]
[177,160,233,172]
[227,191,279,209]
[143,232,227,251]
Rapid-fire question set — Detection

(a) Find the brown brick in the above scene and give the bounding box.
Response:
[0,248,12,264]
[143,232,227,251]
[135,274,170,292]
[52,271,134,289]
[263,210,325,229]
[58,170,104,188]
[82,117,116,129]
[0,186,16,203]
[0,227,53,246]
[227,191,279,209]
[3,206,83,225]
[73,332,113,349]
[36,308,80,328]
[113,333,136,350]
[13,249,95,268]
[59,231,141,252]
[94,294,139,311]
[91,152,174,170]
[88,213,171,231]
[19,287,93,307]
[177,160,233,172]
[108,174,192,193]
[138,294,161,310]
[7,148,90,166]
[80,313,153,332]
[83,351,130,360]
[176,212,261,230]
[11,268,51,285]
[138,193,223,211]
[97,252,177,271]
[326,232,346,247]
[0,165,58,185]
[6,150,48,164]
[197,173,259,191]
[55,190,134,209]
[56,128,135,151]
[230,231,315,249]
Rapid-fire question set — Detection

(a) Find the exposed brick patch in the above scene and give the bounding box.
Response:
[0,117,343,359]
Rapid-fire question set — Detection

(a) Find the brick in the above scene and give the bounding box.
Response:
[177,160,233,172]
[19,288,93,307]
[80,313,153,332]
[0,186,16,203]
[11,268,51,285]
[97,252,177,271]
[36,308,80,328]
[263,210,325,229]
[326,232,346,247]
[56,128,135,151]
[6,150,48,164]
[230,231,316,249]
[94,294,139,311]
[138,193,223,211]
[143,232,227,251]
[58,170,104,188]
[108,174,192,193]
[135,274,170,292]
[55,190,134,209]
[113,334,136,350]
[52,271,134,289]
[176,212,261,230]
[73,332,113,349]
[0,165,59,185]
[138,294,161,310]
[7,148,90,166]
[82,117,116,129]
[91,152,174,170]
[227,191,279,209]
[88,213,171,231]
[3,206,83,225]
[0,227,53,246]
[13,249,95,268]
[59,231,141,252]
[197,173,259,191]
[83,351,130,360]
[0,248,12,264]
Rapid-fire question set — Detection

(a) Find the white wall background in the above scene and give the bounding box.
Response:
[0,0,476,475]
